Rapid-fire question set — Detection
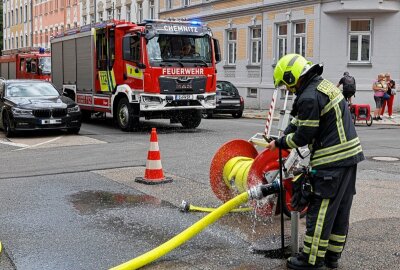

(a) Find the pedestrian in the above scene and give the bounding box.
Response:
[372,73,387,121]
[269,54,364,270]
[336,71,356,104]
[380,73,396,119]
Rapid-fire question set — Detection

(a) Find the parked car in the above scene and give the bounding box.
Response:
[204,80,244,118]
[0,79,82,137]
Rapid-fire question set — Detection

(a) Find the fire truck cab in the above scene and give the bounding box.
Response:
[0,47,51,81]
[51,19,221,130]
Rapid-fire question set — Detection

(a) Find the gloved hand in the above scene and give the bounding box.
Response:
[291,174,312,211]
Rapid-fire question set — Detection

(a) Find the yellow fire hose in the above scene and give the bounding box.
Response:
[179,156,255,214]
[109,192,250,270]
[223,156,254,193]
[180,200,252,213]
[110,157,262,269]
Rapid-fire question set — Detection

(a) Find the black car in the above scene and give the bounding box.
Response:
[204,80,244,118]
[0,79,82,137]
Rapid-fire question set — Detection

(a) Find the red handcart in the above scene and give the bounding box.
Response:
[350,104,373,126]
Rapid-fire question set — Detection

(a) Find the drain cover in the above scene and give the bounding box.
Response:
[372,156,399,162]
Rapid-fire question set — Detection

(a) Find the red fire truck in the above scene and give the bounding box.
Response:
[51,19,221,130]
[0,47,51,81]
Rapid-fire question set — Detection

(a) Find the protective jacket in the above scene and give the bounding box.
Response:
[277,74,365,169]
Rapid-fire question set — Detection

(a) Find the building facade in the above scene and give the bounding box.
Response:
[32,0,80,49]
[160,0,400,110]
[2,0,158,52]
[80,0,158,26]
[2,0,33,51]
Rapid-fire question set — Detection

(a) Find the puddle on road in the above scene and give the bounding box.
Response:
[69,190,172,215]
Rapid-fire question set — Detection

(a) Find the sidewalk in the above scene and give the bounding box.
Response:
[243,109,400,126]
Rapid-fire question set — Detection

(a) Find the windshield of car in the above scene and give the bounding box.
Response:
[39,57,51,74]
[217,82,237,96]
[147,34,212,65]
[6,82,59,97]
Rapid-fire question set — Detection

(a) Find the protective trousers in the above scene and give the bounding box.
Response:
[301,165,357,265]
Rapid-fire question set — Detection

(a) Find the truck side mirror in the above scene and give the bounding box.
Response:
[137,63,146,69]
[213,38,221,64]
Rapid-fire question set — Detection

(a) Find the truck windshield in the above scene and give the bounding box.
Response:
[147,35,212,65]
[39,57,51,74]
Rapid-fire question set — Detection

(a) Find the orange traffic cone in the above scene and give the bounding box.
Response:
[135,128,173,185]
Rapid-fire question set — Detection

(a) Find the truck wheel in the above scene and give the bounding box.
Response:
[117,98,139,131]
[179,110,202,129]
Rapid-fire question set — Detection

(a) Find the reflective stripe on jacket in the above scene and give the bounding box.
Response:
[279,76,364,169]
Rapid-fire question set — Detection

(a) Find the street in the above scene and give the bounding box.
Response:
[0,116,400,269]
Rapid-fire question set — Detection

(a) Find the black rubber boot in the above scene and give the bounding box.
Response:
[287,254,324,270]
[325,259,338,269]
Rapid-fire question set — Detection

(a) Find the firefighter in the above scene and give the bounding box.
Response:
[267,54,364,269]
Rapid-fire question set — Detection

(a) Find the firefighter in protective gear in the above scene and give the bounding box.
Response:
[268,54,364,270]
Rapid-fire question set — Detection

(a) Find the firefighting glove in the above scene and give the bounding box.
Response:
[291,174,312,211]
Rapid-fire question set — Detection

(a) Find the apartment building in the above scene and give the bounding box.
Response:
[160,0,400,110]
[32,0,80,49]
[2,0,33,51]
[80,0,158,26]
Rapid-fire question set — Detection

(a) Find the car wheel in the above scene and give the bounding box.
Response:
[232,111,243,118]
[66,127,80,134]
[202,112,213,119]
[3,114,14,138]
[117,98,139,131]
[81,110,92,122]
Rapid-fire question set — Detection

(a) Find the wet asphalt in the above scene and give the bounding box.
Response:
[0,114,399,269]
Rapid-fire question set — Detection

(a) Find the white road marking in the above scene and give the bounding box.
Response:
[0,140,29,148]
[12,136,63,152]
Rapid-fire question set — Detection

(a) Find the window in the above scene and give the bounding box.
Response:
[11,10,14,25]
[247,88,258,98]
[15,9,18,25]
[25,4,28,22]
[183,0,191,7]
[250,27,261,64]
[123,35,141,62]
[21,35,23,47]
[294,22,306,56]
[166,0,172,10]
[90,14,94,24]
[16,37,19,48]
[98,11,103,22]
[107,9,112,20]
[137,3,142,22]
[20,58,25,72]
[277,24,287,61]
[227,29,237,65]
[82,15,87,25]
[349,19,371,62]
[126,4,131,22]
[20,7,23,23]
[116,8,121,20]
[25,34,28,46]
[149,0,155,19]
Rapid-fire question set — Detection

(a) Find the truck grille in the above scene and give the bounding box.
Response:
[33,108,67,118]
[159,76,207,94]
